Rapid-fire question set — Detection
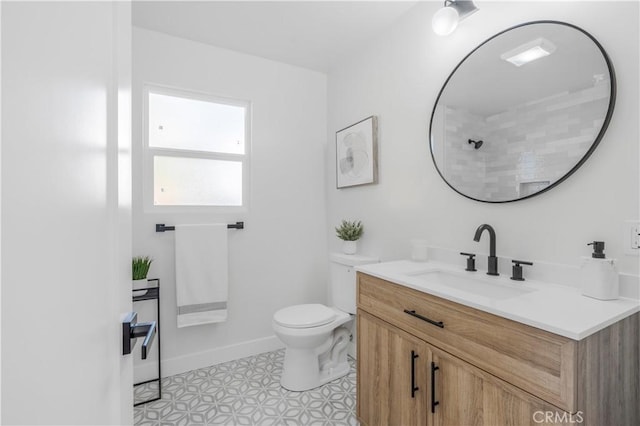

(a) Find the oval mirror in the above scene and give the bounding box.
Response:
[429,21,615,203]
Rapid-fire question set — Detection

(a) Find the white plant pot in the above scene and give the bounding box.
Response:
[132,278,148,290]
[342,240,357,255]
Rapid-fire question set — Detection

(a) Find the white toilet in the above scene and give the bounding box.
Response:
[272,253,378,391]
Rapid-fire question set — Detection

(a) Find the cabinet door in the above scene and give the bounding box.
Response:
[357,310,429,426]
[431,346,572,426]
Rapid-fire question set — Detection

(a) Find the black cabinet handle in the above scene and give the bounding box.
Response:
[411,350,419,398]
[404,309,445,329]
[431,362,440,413]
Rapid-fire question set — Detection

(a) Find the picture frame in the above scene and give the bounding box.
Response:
[335,116,378,189]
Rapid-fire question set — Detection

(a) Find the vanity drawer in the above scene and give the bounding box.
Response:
[357,272,577,412]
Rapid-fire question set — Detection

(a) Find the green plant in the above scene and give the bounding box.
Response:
[132,256,153,280]
[335,220,364,241]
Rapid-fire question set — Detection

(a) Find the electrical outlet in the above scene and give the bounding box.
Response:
[624,220,640,255]
[632,226,640,249]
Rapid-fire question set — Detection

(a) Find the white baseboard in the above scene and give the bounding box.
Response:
[134,335,285,380]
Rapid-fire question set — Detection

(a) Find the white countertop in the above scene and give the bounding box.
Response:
[356,260,640,340]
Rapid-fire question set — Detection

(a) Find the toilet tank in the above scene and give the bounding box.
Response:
[329,253,379,314]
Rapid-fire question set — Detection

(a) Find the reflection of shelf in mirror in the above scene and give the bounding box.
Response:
[519,180,550,197]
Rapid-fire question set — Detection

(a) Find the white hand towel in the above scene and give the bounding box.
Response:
[175,224,228,327]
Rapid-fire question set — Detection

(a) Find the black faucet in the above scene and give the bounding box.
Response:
[473,224,499,276]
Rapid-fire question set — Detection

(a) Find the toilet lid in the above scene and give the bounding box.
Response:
[273,304,336,328]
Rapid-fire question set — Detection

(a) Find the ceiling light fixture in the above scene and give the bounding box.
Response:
[432,0,479,36]
[501,37,557,67]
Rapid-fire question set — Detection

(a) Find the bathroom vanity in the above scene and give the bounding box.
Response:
[355,261,639,426]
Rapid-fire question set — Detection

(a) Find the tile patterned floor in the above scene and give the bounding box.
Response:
[134,349,358,425]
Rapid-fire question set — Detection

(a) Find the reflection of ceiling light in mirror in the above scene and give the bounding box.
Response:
[501,37,556,67]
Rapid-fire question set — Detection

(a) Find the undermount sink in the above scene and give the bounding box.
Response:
[406,269,536,300]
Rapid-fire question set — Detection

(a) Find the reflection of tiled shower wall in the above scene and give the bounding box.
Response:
[444,82,609,200]
[442,107,487,197]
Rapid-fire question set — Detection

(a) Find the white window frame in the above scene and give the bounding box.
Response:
[143,84,251,213]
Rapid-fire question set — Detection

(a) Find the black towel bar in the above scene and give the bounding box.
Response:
[156,222,244,232]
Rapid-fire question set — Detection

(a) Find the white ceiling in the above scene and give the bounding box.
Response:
[132,1,420,72]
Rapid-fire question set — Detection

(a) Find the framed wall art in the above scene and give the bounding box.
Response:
[335,116,378,189]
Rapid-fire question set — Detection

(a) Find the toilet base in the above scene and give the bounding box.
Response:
[280,326,351,391]
[280,354,351,392]
[319,359,350,386]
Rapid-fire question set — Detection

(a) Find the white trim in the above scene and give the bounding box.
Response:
[142,83,252,213]
[135,335,284,380]
[145,83,249,109]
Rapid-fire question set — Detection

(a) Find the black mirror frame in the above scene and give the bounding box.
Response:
[428,20,616,203]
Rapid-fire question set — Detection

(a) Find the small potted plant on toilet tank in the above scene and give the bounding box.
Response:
[132,256,153,290]
[335,220,363,255]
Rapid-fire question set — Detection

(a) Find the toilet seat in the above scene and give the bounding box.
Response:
[273,304,336,329]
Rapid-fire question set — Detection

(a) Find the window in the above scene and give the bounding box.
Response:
[145,86,250,209]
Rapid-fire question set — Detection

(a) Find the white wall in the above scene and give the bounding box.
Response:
[326,1,639,275]
[132,28,328,377]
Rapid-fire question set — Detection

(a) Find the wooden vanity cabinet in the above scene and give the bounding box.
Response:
[430,343,571,426]
[356,272,639,426]
[358,310,568,426]
[358,310,429,426]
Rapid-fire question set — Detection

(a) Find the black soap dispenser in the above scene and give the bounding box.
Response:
[581,240,619,300]
[587,241,606,258]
